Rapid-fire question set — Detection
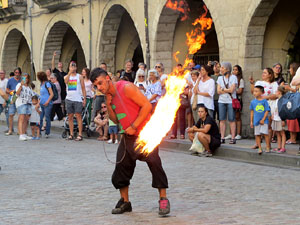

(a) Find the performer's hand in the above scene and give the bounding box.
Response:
[125,126,136,135]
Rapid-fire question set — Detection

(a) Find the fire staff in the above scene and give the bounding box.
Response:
[90,68,170,216]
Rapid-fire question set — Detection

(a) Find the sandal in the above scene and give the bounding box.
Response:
[97,136,103,141]
[229,139,236,144]
[180,135,185,139]
[66,135,73,140]
[258,148,263,155]
[251,144,259,149]
[75,135,83,141]
[98,136,108,141]
[271,138,277,143]
[271,148,279,153]
[169,135,177,139]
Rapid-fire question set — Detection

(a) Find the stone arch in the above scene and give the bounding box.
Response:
[1,28,31,75]
[40,16,87,72]
[152,0,221,73]
[97,3,144,73]
[243,0,280,72]
[125,35,142,64]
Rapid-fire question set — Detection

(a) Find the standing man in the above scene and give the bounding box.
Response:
[0,69,9,131]
[90,68,170,216]
[120,60,135,82]
[5,67,22,135]
[52,51,67,114]
[64,61,86,141]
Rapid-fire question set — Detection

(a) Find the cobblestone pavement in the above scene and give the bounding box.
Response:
[1,125,300,225]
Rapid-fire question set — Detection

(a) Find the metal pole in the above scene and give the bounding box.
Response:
[144,0,150,70]
[89,0,92,69]
[28,0,34,79]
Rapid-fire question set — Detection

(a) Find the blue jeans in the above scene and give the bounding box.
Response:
[0,104,9,128]
[40,103,53,135]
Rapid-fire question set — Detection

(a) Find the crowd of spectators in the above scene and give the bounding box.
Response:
[0,50,299,156]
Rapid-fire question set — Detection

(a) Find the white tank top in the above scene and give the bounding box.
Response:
[66,73,82,102]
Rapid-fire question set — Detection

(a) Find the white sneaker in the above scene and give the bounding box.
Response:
[19,135,27,141]
[114,140,118,144]
[107,139,113,144]
[235,135,242,140]
[54,115,58,121]
[224,134,232,140]
[25,135,33,140]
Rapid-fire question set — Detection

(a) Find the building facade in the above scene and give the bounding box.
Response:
[0,0,299,136]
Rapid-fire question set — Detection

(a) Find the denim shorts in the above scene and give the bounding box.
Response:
[109,125,118,134]
[66,99,83,114]
[8,103,16,115]
[218,103,235,122]
[17,104,32,115]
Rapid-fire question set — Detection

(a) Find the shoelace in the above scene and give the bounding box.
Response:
[160,200,168,209]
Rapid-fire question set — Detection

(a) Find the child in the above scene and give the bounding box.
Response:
[30,95,41,140]
[107,119,118,144]
[250,85,271,154]
[271,86,287,153]
[94,102,109,141]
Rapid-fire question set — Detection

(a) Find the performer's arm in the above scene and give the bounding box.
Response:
[124,83,152,135]
[193,124,211,134]
[106,93,118,124]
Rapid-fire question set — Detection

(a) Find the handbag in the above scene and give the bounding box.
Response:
[223,76,241,111]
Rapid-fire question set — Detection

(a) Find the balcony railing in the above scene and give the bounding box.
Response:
[0,0,27,22]
[33,0,72,11]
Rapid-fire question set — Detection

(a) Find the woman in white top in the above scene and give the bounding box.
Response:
[15,73,34,141]
[232,65,244,140]
[189,70,200,126]
[82,68,93,123]
[155,62,168,95]
[250,67,278,149]
[134,69,148,95]
[194,65,215,118]
[217,62,238,144]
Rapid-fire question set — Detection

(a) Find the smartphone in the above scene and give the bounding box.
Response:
[22,76,26,83]
[139,84,144,88]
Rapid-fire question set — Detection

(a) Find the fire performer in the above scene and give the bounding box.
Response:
[90,68,170,216]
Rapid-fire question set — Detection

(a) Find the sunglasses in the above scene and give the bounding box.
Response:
[155,66,161,69]
[101,106,107,108]
[138,76,144,78]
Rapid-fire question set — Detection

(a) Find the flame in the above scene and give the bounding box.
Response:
[173,51,180,63]
[165,0,190,21]
[135,4,213,155]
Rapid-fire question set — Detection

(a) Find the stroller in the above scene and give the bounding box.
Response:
[61,98,92,139]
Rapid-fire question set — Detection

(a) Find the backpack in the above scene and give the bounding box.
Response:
[278,92,300,120]
[46,81,59,102]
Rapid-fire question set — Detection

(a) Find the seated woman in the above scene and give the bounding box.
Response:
[94,102,109,141]
[187,106,221,157]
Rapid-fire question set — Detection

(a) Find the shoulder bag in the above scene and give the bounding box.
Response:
[223,75,241,111]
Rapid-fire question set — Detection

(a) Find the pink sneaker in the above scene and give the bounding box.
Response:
[278,148,286,153]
